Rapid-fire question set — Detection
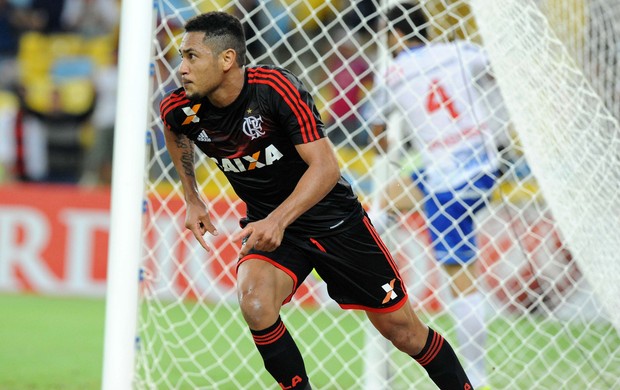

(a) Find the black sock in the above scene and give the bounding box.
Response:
[412,328,473,390]
[251,316,310,389]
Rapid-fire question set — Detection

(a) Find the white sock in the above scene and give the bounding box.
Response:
[449,291,488,388]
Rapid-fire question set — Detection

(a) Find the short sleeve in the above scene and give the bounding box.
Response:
[159,88,190,131]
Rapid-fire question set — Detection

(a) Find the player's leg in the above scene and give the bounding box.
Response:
[443,263,488,389]
[310,214,472,389]
[237,254,311,389]
[425,181,492,388]
[366,304,472,389]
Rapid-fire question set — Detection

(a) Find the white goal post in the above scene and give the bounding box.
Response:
[103,0,620,389]
[102,0,154,389]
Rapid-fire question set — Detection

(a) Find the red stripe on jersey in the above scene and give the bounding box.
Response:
[249,75,310,143]
[247,69,313,142]
[249,68,319,141]
[247,68,319,143]
[160,90,187,114]
[161,98,190,128]
[160,90,189,127]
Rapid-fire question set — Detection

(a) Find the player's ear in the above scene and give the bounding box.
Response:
[220,48,237,71]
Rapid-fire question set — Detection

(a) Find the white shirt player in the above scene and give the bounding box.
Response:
[367,41,502,193]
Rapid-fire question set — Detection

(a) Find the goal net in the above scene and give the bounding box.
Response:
[133,0,620,388]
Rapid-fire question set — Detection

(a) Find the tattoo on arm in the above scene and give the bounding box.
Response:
[174,133,195,177]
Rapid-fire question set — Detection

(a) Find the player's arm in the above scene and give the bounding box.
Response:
[235,137,340,257]
[163,125,218,251]
[270,137,340,228]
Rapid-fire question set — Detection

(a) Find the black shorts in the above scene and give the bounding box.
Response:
[237,213,408,313]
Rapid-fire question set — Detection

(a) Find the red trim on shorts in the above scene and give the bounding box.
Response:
[362,215,408,296]
[236,254,298,304]
[247,68,319,143]
[339,295,409,313]
[309,238,326,252]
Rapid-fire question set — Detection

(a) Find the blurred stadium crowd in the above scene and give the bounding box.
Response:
[0,0,120,185]
[0,0,379,187]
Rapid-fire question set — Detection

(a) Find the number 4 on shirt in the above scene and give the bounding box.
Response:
[426,79,460,120]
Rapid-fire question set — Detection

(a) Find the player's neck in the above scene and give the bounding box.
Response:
[207,67,245,108]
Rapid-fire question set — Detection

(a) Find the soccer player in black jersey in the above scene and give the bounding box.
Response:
[161,11,473,390]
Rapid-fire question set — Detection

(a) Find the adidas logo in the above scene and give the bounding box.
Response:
[197,130,211,142]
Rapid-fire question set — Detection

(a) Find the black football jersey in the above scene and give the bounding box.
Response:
[160,65,363,237]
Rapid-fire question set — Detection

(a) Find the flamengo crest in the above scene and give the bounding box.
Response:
[242,115,265,139]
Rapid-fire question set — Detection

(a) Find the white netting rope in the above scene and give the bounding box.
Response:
[471,0,620,330]
[133,1,620,388]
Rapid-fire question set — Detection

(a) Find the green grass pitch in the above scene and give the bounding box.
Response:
[1,294,618,389]
[0,294,105,390]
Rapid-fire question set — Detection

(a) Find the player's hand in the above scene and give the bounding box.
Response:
[233,217,284,259]
[185,199,218,251]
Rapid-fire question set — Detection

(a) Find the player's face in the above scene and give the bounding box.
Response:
[179,32,224,99]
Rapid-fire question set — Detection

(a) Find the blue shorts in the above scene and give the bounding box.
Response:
[413,172,497,265]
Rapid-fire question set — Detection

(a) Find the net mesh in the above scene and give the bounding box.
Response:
[135,0,620,388]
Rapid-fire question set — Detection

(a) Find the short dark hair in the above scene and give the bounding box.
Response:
[386,2,429,41]
[184,11,247,66]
